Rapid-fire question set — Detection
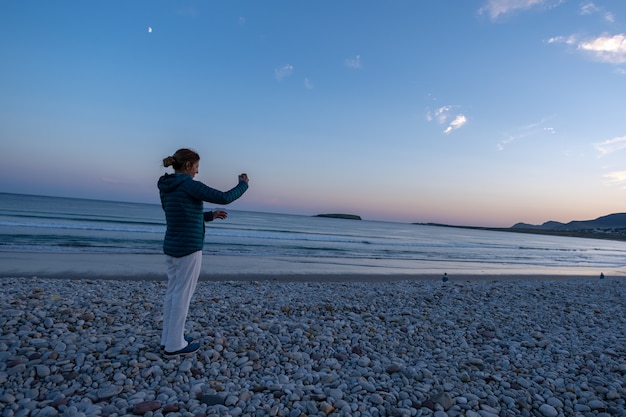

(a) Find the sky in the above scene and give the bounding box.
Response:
[1,1,626,227]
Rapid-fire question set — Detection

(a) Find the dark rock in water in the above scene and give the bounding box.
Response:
[315,213,362,220]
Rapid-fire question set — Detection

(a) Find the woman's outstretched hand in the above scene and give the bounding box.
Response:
[212,210,228,220]
[239,173,249,183]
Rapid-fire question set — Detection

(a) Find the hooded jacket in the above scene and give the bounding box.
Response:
[158,173,248,257]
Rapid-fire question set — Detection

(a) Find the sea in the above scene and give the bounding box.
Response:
[1,192,626,277]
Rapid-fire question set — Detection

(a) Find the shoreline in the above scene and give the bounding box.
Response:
[1,251,624,282]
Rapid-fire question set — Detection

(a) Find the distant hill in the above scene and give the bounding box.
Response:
[512,213,626,232]
[418,213,626,242]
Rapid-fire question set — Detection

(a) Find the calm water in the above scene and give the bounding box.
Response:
[2,193,626,275]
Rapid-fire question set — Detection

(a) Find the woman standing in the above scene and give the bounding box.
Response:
[158,148,249,356]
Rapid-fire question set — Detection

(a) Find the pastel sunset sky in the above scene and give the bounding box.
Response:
[2,0,625,226]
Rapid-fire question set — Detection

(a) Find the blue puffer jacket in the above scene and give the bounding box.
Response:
[158,173,248,257]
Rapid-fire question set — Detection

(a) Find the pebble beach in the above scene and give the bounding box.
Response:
[1,276,625,417]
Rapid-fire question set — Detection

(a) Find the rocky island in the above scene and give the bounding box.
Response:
[314,213,362,220]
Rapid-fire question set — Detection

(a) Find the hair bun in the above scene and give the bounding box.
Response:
[162,156,176,167]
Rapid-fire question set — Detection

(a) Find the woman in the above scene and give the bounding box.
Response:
[158,148,249,356]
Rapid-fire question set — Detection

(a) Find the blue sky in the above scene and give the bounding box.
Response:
[2,1,625,226]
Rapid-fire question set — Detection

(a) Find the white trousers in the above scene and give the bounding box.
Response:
[162,250,202,352]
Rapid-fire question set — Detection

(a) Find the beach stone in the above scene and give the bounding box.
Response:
[0,393,16,404]
[358,356,371,367]
[200,394,226,406]
[546,397,563,408]
[36,365,51,377]
[132,400,162,415]
[538,403,558,417]
[53,342,67,352]
[588,399,606,410]
[432,392,454,410]
[80,312,95,321]
[319,402,335,415]
[97,385,123,400]
[386,363,402,373]
[360,380,376,392]
[35,406,58,416]
[162,403,180,413]
[370,393,384,404]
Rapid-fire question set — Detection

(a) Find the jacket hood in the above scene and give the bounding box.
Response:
[158,173,190,193]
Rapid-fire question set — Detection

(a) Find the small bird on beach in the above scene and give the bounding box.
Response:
[442,273,449,282]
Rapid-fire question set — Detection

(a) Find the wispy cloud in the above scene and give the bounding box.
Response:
[548,34,626,64]
[304,77,314,90]
[594,135,626,157]
[426,106,468,134]
[496,117,555,150]
[345,55,362,69]
[580,2,614,23]
[444,115,468,134]
[274,64,294,80]
[603,171,626,187]
[479,0,558,20]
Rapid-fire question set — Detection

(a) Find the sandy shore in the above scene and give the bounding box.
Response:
[1,252,623,282]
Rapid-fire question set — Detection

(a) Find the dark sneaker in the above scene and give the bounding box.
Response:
[161,335,193,351]
[164,341,200,357]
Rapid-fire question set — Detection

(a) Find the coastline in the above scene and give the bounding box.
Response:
[421,223,626,242]
[1,251,624,282]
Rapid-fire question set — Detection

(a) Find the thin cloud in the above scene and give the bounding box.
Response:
[497,136,516,151]
[496,117,555,150]
[444,115,468,134]
[345,55,362,69]
[548,34,626,64]
[579,2,614,23]
[274,64,294,80]
[603,171,626,188]
[426,105,452,123]
[479,0,556,20]
[426,106,468,134]
[304,78,314,90]
[594,135,626,157]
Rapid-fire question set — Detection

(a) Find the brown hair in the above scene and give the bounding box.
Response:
[163,148,200,172]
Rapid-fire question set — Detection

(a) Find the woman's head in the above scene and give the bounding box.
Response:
[163,148,200,176]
